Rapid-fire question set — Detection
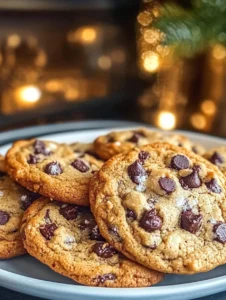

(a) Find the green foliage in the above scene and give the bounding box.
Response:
[154,0,226,57]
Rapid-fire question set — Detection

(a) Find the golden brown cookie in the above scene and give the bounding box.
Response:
[90,142,226,274]
[0,156,40,259]
[5,139,103,206]
[21,197,164,287]
[94,128,205,160]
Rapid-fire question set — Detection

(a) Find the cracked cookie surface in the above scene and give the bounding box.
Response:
[94,128,205,160]
[21,198,163,287]
[90,142,226,274]
[6,140,103,206]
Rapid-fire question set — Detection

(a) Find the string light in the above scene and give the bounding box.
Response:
[137,11,152,26]
[201,99,216,116]
[190,113,207,130]
[212,44,226,60]
[98,56,112,70]
[67,27,97,44]
[16,85,41,103]
[143,51,160,73]
[157,111,176,130]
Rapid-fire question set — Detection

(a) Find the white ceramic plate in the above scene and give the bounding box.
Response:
[1,126,226,300]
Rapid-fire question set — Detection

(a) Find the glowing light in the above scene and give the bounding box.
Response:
[157,111,176,130]
[45,80,61,92]
[98,56,112,70]
[212,44,226,60]
[7,34,21,48]
[143,51,160,73]
[190,113,206,130]
[68,27,97,44]
[65,89,79,101]
[17,85,41,103]
[144,29,162,45]
[137,11,152,26]
[201,100,216,116]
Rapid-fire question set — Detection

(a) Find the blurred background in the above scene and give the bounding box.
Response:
[0,0,226,137]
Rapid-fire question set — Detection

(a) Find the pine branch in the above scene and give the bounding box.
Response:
[153,0,226,57]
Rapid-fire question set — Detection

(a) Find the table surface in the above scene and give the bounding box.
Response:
[1,120,226,300]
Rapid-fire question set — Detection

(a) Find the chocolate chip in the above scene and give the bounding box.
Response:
[159,177,176,194]
[181,210,202,234]
[33,140,51,156]
[107,137,115,143]
[96,273,116,284]
[109,226,121,239]
[179,168,202,189]
[40,223,58,240]
[59,204,78,220]
[79,219,92,230]
[85,150,100,160]
[20,191,40,210]
[128,133,141,143]
[90,225,105,241]
[44,162,63,175]
[209,152,224,165]
[126,209,137,221]
[213,222,226,243]
[139,209,162,232]
[0,211,10,225]
[71,159,89,173]
[138,151,149,164]
[205,179,222,194]
[192,147,198,154]
[27,154,39,164]
[44,209,51,223]
[128,160,147,184]
[92,242,117,258]
[171,155,189,170]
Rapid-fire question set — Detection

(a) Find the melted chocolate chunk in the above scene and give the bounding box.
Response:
[209,152,224,166]
[139,209,162,232]
[71,159,89,173]
[138,151,150,164]
[192,147,198,154]
[79,219,92,230]
[44,162,63,175]
[179,168,202,189]
[0,210,10,225]
[159,177,176,194]
[96,273,116,284]
[27,154,39,164]
[90,225,105,241]
[107,136,115,143]
[59,204,79,220]
[171,155,189,170]
[20,191,40,210]
[128,160,147,184]
[205,178,222,194]
[33,140,51,156]
[213,222,226,243]
[126,209,137,221]
[92,242,117,258]
[39,223,58,240]
[181,210,202,234]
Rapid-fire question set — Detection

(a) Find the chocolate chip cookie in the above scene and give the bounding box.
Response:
[94,128,204,160]
[5,139,103,206]
[203,147,226,176]
[0,156,40,259]
[21,197,163,287]
[90,142,226,274]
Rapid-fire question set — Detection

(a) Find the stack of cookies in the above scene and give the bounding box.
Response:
[2,127,226,287]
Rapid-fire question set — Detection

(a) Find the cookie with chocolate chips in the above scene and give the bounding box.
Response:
[94,128,205,161]
[0,155,40,259]
[5,139,103,206]
[21,197,163,287]
[203,147,226,176]
[90,142,226,274]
